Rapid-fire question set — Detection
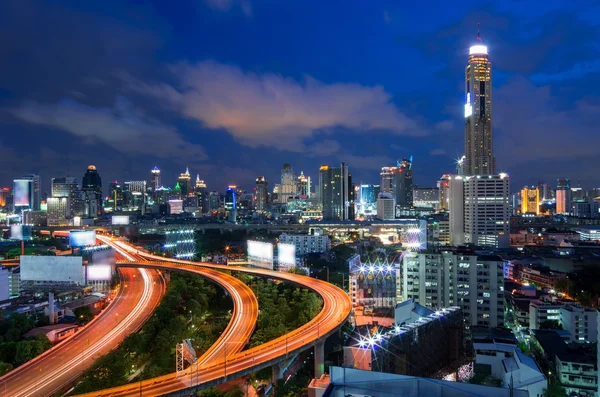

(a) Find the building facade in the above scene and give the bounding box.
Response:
[521,186,540,215]
[279,233,330,256]
[402,250,505,327]
[319,163,353,221]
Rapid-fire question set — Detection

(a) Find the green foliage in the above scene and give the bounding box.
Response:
[72,272,231,394]
[74,306,94,323]
[555,266,600,307]
[540,320,562,330]
[0,361,13,376]
[196,386,244,397]
[543,383,568,397]
[245,279,323,348]
[0,313,51,368]
[5,247,56,259]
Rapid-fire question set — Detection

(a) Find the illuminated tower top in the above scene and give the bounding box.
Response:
[464,23,495,176]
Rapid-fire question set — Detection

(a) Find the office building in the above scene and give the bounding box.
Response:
[520,186,540,215]
[380,167,394,193]
[13,174,41,211]
[560,304,597,343]
[376,192,395,221]
[177,168,192,198]
[108,181,124,209]
[51,176,80,216]
[393,158,413,206]
[464,28,495,176]
[123,181,147,214]
[438,174,451,211]
[402,250,505,327]
[556,178,572,215]
[278,164,296,203]
[254,176,268,212]
[319,163,354,221]
[150,166,161,192]
[194,176,207,213]
[0,187,9,207]
[348,257,401,308]
[81,165,102,217]
[207,191,221,213]
[413,187,439,210]
[225,186,237,222]
[47,197,71,226]
[449,174,510,249]
[297,171,311,197]
[51,177,78,198]
[279,233,330,256]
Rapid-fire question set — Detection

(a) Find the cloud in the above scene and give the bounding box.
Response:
[204,0,253,17]
[8,97,207,160]
[531,60,600,84]
[434,120,454,132]
[131,60,421,150]
[494,76,600,163]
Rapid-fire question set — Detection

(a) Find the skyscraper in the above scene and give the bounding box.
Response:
[225,185,237,222]
[14,174,41,211]
[151,166,161,191]
[82,165,102,216]
[51,177,80,217]
[178,168,192,198]
[255,176,268,212]
[297,171,311,197]
[379,167,394,193]
[319,163,353,220]
[521,186,540,215]
[108,181,124,209]
[556,178,572,215]
[279,164,296,203]
[438,174,451,211]
[195,176,207,213]
[393,158,413,207]
[464,25,495,176]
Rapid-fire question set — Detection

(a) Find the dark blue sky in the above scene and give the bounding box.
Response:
[1,0,599,193]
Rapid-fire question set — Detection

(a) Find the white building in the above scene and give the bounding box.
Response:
[376,192,395,221]
[279,233,331,256]
[402,250,505,327]
[560,304,597,343]
[47,197,71,226]
[501,350,547,397]
[529,301,563,330]
[0,268,9,301]
[556,352,597,396]
[449,174,510,249]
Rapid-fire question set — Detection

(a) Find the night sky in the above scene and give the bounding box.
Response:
[1,0,599,194]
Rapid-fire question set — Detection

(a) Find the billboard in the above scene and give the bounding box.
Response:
[169,200,183,215]
[69,230,97,247]
[247,241,273,261]
[10,224,32,240]
[277,243,296,267]
[112,215,130,226]
[21,256,83,284]
[13,179,31,207]
[87,265,112,281]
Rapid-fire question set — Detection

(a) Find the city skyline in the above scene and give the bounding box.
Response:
[1,1,600,191]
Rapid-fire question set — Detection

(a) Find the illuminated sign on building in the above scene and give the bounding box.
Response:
[69,230,97,247]
[111,215,130,225]
[14,179,31,207]
[464,104,472,118]
[277,243,296,269]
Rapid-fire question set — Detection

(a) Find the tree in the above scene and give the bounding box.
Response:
[540,320,562,330]
[74,306,94,323]
[543,383,568,397]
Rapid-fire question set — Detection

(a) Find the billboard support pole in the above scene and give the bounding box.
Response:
[21,240,24,256]
[48,291,55,325]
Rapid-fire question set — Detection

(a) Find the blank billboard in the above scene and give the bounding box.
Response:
[278,243,296,267]
[247,241,273,262]
[13,179,31,207]
[10,224,32,240]
[21,256,83,284]
[87,265,112,281]
[111,215,130,225]
[69,230,97,247]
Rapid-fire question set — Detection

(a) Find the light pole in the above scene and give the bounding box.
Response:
[323,266,329,283]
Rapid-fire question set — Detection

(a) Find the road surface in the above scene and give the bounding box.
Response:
[0,267,166,397]
[74,239,351,397]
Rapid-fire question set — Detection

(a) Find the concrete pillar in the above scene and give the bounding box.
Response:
[314,341,325,378]
[48,291,55,324]
[272,361,285,381]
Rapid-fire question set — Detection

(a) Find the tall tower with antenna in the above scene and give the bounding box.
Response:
[464,23,495,176]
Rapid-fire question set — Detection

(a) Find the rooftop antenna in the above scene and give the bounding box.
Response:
[477,22,481,41]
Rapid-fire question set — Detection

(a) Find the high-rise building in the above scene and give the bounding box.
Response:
[319,163,353,221]
[449,174,510,248]
[380,167,394,193]
[47,197,70,226]
[521,186,540,215]
[255,176,268,212]
[413,187,439,210]
[124,181,147,214]
[393,158,413,207]
[403,250,505,327]
[108,181,124,209]
[556,178,572,215]
[195,176,207,213]
[225,185,237,222]
[51,176,80,217]
[82,165,102,216]
[13,174,41,211]
[279,164,296,203]
[0,187,9,207]
[178,168,192,198]
[51,177,77,198]
[150,166,161,192]
[297,171,311,197]
[376,192,395,220]
[208,191,221,214]
[464,26,495,176]
[438,175,451,211]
